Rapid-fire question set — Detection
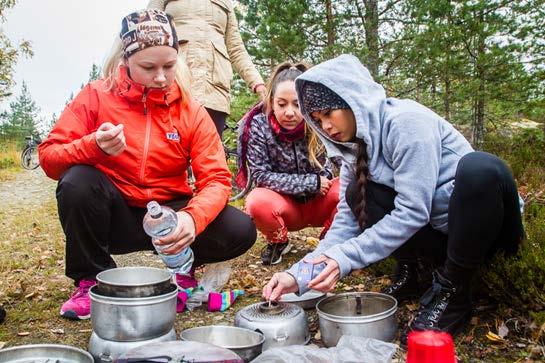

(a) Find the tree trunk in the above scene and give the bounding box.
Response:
[325,0,335,47]
[471,10,486,149]
[363,0,379,79]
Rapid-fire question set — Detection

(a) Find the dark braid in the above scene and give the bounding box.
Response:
[353,140,370,229]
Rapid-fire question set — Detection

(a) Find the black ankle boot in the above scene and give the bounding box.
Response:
[403,270,471,343]
[381,263,424,302]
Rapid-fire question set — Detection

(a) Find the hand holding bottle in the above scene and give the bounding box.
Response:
[154,211,196,255]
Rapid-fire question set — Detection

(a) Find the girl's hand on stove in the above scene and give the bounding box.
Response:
[263,272,298,302]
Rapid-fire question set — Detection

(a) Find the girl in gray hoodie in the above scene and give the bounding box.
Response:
[263,54,525,341]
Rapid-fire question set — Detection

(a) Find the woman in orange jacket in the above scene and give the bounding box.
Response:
[39,9,256,320]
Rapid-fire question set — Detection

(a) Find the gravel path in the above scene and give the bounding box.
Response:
[0,168,159,267]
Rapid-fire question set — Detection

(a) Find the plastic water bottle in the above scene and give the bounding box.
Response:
[143,201,194,275]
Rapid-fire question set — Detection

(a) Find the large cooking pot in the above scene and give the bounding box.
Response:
[0,344,94,363]
[181,325,265,362]
[316,292,398,347]
[90,284,177,342]
[96,267,172,298]
[234,301,309,351]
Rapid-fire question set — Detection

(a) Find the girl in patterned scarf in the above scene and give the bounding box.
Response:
[238,62,340,265]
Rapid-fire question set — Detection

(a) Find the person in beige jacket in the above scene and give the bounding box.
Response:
[147,0,266,137]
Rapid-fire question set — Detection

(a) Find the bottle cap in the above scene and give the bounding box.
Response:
[406,330,456,363]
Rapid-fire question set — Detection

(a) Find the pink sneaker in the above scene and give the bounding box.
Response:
[175,268,198,289]
[60,279,96,320]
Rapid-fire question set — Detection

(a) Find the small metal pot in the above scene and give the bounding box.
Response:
[89,328,176,363]
[96,267,172,298]
[181,325,265,362]
[235,301,309,351]
[0,344,94,363]
[279,290,326,309]
[316,292,398,347]
[90,284,177,342]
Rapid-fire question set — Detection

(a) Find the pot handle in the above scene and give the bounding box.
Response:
[274,332,289,342]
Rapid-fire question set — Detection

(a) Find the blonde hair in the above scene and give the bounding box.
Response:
[307,127,326,168]
[101,37,192,102]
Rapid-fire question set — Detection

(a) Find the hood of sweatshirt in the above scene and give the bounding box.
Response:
[295,54,385,175]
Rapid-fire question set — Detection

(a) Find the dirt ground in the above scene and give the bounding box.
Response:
[0,168,543,362]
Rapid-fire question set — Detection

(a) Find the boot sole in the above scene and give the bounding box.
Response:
[268,244,292,265]
[60,310,90,320]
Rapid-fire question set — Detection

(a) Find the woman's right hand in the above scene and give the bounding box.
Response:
[319,176,332,195]
[263,272,298,301]
[96,122,126,156]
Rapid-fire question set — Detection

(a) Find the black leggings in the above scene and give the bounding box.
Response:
[206,107,228,139]
[346,152,524,269]
[56,165,256,283]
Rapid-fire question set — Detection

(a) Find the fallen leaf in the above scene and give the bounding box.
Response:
[17,332,30,336]
[498,322,509,339]
[305,237,319,248]
[314,331,321,340]
[485,331,504,343]
[78,329,92,333]
[50,328,65,334]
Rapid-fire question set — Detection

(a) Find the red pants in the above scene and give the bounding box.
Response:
[245,178,340,243]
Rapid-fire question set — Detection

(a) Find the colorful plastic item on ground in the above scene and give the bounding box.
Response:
[406,330,456,363]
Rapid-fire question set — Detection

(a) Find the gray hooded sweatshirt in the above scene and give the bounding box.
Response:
[287,54,475,294]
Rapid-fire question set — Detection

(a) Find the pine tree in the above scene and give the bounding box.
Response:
[0,81,40,139]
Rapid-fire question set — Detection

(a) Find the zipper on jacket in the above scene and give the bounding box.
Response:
[292,143,300,174]
[140,93,152,188]
[142,88,149,115]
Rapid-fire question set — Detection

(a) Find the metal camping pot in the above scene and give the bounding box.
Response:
[316,292,398,347]
[0,344,93,363]
[234,301,309,351]
[96,267,172,298]
[90,284,177,342]
[89,328,177,363]
[181,325,265,362]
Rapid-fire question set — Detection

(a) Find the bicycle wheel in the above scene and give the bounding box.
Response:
[21,146,40,170]
[225,148,252,202]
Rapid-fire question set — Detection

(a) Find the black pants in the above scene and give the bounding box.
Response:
[206,107,228,139]
[346,152,524,269]
[56,165,257,283]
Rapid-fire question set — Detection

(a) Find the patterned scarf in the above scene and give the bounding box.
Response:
[268,113,306,143]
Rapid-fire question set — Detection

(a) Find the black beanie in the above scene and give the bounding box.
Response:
[301,81,350,115]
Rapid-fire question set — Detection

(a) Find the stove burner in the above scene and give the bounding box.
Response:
[258,301,284,315]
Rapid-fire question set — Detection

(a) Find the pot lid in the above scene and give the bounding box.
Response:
[116,341,243,362]
[238,301,302,322]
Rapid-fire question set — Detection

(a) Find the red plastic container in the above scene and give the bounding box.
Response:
[406,331,457,363]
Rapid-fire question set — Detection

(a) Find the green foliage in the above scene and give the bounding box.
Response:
[0,0,33,99]
[481,202,545,312]
[484,128,545,190]
[480,129,545,315]
[223,82,260,150]
[0,81,40,139]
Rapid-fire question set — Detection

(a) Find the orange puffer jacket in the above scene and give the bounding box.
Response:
[39,66,231,235]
